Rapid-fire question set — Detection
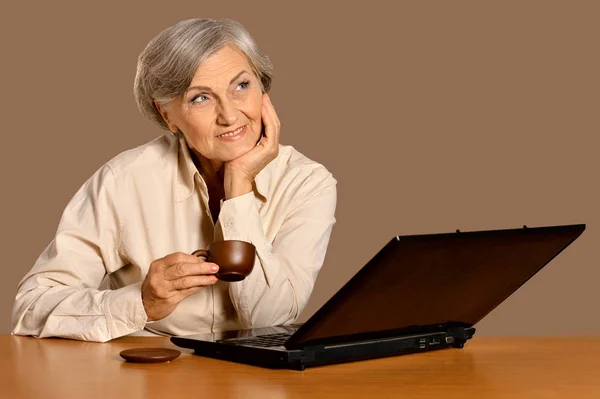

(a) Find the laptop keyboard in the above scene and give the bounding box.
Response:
[220,333,292,347]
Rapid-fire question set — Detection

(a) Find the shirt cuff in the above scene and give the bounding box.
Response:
[104,282,148,338]
[219,192,262,243]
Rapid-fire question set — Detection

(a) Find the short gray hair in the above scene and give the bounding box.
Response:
[134,18,273,130]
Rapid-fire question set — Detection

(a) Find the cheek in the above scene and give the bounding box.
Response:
[179,119,216,153]
[185,113,213,137]
[248,94,263,123]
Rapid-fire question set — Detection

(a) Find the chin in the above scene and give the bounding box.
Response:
[219,142,255,162]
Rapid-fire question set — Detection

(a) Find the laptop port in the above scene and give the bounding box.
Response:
[430,337,440,345]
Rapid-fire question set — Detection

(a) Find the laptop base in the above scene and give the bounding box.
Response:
[171,327,476,370]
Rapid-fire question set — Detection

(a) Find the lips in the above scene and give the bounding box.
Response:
[217,125,245,138]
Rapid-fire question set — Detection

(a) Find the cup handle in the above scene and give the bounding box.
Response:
[192,249,208,260]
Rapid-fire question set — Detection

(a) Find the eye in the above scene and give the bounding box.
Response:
[236,80,250,91]
[191,94,209,104]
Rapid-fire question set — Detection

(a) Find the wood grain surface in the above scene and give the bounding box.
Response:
[2,335,599,398]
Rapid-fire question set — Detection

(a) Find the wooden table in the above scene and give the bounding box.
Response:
[2,335,599,398]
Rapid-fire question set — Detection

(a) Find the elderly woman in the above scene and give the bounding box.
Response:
[11,18,337,342]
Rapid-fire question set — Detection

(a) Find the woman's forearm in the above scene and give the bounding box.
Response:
[12,277,147,342]
[220,182,337,328]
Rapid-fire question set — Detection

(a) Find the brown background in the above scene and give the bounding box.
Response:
[1,1,598,336]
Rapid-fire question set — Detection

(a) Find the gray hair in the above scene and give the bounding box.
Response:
[134,18,273,130]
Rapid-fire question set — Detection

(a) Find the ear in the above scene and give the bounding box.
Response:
[154,100,179,133]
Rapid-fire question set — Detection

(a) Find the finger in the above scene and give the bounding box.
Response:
[149,257,169,273]
[163,252,203,266]
[170,275,218,291]
[261,97,280,148]
[263,94,281,141]
[163,261,219,281]
[264,93,280,127]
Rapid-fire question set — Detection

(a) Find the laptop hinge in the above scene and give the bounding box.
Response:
[446,326,476,348]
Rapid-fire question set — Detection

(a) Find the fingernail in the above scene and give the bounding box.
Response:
[211,265,219,272]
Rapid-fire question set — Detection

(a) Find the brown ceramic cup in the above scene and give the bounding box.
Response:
[192,240,256,282]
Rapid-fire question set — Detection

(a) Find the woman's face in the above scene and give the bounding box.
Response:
[158,45,264,163]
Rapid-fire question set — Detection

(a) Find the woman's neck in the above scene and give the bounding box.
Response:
[190,148,222,183]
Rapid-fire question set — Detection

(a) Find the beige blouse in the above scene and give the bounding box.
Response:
[12,132,337,342]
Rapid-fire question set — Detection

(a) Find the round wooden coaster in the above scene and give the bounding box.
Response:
[120,348,181,364]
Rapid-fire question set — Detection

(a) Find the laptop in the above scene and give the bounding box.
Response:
[171,223,586,370]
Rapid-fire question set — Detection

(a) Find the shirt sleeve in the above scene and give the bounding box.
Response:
[219,172,337,329]
[11,165,148,342]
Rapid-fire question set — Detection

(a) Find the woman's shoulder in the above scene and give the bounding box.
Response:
[73,133,177,200]
[264,144,337,199]
[103,133,177,180]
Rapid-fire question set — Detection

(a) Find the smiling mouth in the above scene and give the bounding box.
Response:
[217,125,245,138]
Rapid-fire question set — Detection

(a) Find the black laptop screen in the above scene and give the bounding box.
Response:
[288,224,585,347]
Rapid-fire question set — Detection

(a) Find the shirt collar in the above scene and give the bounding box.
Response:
[173,132,273,203]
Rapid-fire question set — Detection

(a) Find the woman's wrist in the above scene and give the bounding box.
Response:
[224,171,253,199]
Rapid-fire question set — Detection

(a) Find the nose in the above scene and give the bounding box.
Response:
[216,99,238,126]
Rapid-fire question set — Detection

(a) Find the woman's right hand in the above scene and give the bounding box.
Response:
[141,252,219,321]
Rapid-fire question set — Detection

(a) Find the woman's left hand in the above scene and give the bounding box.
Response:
[224,93,280,199]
